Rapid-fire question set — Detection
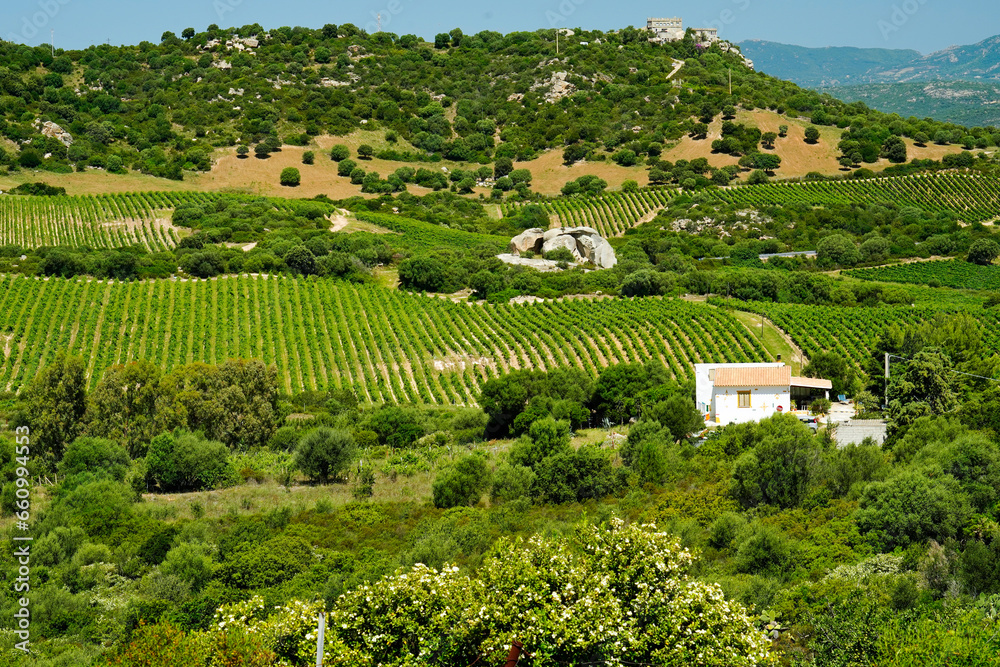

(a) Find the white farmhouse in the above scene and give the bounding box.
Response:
[695,363,832,426]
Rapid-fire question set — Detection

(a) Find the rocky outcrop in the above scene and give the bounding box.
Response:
[496,254,563,272]
[509,228,546,255]
[541,234,581,260]
[36,121,73,147]
[503,226,617,270]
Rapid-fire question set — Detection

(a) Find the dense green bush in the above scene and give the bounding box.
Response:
[58,436,130,482]
[145,431,232,492]
[729,415,822,509]
[856,469,972,550]
[294,428,356,483]
[432,454,491,508]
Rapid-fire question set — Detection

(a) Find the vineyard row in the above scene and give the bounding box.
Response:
[0,275,770,402]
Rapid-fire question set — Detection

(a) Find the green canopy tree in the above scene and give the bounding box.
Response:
[15,352,87,465]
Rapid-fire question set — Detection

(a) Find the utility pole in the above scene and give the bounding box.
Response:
[728,68,732,96]
[315,611,326,666]
[884,352,890,408]
[556,29,559,56]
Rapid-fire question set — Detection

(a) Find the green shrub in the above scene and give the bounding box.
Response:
[280,167,301,187]
[490,463,535,504]
[856,470,971,550]
[330,144,350,161]
[734,523,792,576]
[294,428,356,483]
[532,445,619,504]
[708,512,746,550]
[59,436,130,481]
[432,454,490,508]
[46,479,134,537]
[146,431,232,492]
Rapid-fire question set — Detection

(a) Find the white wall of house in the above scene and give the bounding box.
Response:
[694,363,784,414]
[712,385,791,426]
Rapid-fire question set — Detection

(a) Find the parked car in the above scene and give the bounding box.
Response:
[797,415,819,430]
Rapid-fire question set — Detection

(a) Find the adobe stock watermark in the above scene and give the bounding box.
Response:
[6,0,71,45]
[11,426,32,654]
[214,0,244,22]
[546,0,586,29]
[364,0,404,35]
[702,0,752,36]
[877,0,930,41]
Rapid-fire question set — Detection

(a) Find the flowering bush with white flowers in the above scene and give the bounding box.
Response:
[327,563,484,667]
[209,520,772,666]
[213,596,325,665]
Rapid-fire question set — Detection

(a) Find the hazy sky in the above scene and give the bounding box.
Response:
[3,0,996,53]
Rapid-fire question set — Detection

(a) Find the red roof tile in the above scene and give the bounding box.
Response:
[714,366,791,387]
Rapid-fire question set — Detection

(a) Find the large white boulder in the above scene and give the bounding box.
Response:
[502,227,616,270]
[592,238,618,269]
[496,254,562,272]
[541,234,582,259]
[509,228,545,255]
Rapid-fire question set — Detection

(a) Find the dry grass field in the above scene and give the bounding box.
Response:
[0,117,971,199]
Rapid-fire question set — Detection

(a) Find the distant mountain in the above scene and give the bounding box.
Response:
[738,40,920,88]
[875,35,1000,82]
[741,35,1000,86]
[829,81,1000,127]
[740,36,1000,127]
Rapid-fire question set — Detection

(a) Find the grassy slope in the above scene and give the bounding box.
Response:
[2,109,966,198]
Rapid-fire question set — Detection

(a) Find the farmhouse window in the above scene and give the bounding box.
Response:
[738,391,751,408]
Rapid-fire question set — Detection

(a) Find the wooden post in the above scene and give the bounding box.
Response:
[504,641,523,667]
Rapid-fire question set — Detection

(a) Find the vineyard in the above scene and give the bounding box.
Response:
[501,188,678,237]
[846,260,1000,291]
[353,211,508,252]
[0,275,769,401]
[0,191,310,252]
[720,300,1000,373]
[714,173,1000,223]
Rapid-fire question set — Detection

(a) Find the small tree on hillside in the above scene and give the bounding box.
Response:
[280,167,301,187]
[330,144,350,161]
[804,126,820,144]
[295,428,356,483]
[968,239,1000,266]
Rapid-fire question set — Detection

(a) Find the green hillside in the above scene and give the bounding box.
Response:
[5,21,1000,667]
[0,24,987,187]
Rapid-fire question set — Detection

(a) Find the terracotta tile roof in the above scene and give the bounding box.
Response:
[714,366,791,388]
[791,376,834,390]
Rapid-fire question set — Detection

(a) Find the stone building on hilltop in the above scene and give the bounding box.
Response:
[647,17,719,44]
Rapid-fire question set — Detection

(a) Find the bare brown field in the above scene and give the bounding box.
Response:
[0,121,972,199]
[518,149,650,195]
[661,109,969,182]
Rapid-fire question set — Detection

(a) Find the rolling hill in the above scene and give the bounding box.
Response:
[741,35,1000,127]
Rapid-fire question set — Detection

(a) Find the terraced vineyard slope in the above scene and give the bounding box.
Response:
[721,300,1000,371]
[0,192,309,251]
[715,173,1000,222]
[502,188,678,237]
[0,275,769,401]
[846,260,1000,291]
